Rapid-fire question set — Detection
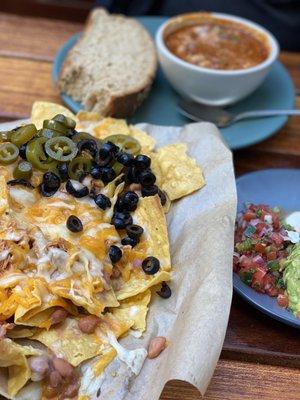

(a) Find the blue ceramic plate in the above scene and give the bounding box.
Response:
[53,17,295,150]
[235,168,300,329]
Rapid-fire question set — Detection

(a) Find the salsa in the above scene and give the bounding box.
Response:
[234,203,299,307]
[165,18,269,70]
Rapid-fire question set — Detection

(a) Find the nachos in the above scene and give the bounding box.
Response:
[0,101,205,399]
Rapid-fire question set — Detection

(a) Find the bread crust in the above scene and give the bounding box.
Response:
[58,8,157,118]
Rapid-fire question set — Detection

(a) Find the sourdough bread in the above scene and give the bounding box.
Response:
[58,9,157,118]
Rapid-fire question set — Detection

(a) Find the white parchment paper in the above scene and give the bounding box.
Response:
[1,120,236,400]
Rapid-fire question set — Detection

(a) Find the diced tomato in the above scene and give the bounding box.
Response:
[252,265,267,291]
[243,211,256,221]
[277,294,289,308]
[239,256,254,270]
[255,222,266,234]
[271,232,284,247]
[255,243,266,254]
[234,203,294,302]
[267,251,277,261]
[248,204,256,212]
[263,274,279,296]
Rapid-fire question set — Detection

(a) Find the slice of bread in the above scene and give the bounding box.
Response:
[58,9,157,118]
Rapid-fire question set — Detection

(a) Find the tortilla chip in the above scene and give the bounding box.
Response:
[129,126,156,153]
[0,339,40,397]
[75,110,103,133]
[76,110,102,122]
[6,326,37,339]
[11,279,77,329]
[111,290,151,332]
[114,196,171,300]
[151,143,205,201]
[0,175,9,216]
[33,313,132,367]
[30,101,75,129]
[93,118,131,139]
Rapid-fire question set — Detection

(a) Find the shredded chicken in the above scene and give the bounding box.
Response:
[0,240,12,273]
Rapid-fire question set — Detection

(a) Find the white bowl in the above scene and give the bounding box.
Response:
[155,13,279,106]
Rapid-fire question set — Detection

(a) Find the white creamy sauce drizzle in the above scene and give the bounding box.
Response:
[129,329,143,338]
[85,223,113,238]
[4,231,23,241]
[9,187,36,206]
[79,361,105,398]
[286,211,300,233]
[106,332,147,375]
[286,230,300,244]
[0,250,9,261]
[0,273,26,288]
[46,201,75,210]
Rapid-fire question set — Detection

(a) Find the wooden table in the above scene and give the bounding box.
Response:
[0,12,299,400]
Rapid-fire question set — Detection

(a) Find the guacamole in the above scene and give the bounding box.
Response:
[284,243,300,316]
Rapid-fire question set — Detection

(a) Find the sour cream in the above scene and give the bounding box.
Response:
[286,212,300,234]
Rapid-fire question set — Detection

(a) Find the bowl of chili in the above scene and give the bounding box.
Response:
[156,12,279,106]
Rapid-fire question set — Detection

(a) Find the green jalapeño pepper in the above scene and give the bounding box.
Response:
[37,128,62,140]
[53,114,76,129]
[0,131,12,143]
[11,124,37,147]
[26,137,57,171]
[0,143,19,165]
[112,161,124,175]
[45,137,78,162]
[106,134,141,155]
[68,156,92,180]
[43,119,69,135]
[13,161,33,180]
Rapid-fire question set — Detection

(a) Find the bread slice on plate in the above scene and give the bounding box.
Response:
[58,8,157,118]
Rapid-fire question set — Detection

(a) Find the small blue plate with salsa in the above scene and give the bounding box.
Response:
[52,17,295,151]
[235,168,300,329]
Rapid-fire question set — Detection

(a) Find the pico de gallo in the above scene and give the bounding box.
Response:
[234,203,299,308]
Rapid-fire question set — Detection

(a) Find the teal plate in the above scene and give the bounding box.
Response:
[52,17,295,150]
[235,169,300,329]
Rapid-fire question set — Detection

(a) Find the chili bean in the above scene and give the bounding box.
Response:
[78,315,101,334]
[43,384,59,399]
[28,355,50,381]
[52,357,74,378]
[111,266,121,279]
[148,337,167,359]
[49,370,63,388]
[50,308,68,325]
[62,379,80,398]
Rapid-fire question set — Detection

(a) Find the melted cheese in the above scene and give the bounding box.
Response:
[106,332,147,375]
[9,187,36,206]
[0,249,9,261]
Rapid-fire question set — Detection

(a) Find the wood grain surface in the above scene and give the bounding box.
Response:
[0,12,299,400]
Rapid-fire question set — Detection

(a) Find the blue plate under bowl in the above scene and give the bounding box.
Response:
[235,168,300,329]
[52,16,295,150]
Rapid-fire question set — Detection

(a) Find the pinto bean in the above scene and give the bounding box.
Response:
[50,308,68,326]
[49,370,63,388]
[28,355,50,381]
[43,384,59,399]
[52,357,74,379]
[111,266,121,279]
[129,183,141,192]
[148,337,167,359]
[78,315,101,334]
[62,379,80,398]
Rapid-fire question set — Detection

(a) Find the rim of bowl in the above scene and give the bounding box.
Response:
[155,12,280,76]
